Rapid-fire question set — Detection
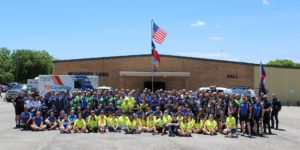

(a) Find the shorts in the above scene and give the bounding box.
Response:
[240,116,250,122]
[15,104,24,115]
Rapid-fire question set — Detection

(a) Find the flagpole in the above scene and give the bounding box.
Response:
[151,19,154,92]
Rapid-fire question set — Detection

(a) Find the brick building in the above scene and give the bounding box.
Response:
[53,54,300,105]
[53,54,254,91]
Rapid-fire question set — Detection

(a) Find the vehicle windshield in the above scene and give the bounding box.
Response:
[11,84,27,90]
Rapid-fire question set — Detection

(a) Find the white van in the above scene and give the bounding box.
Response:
[38,75,99,96]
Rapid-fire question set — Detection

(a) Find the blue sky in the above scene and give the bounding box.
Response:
[1,0,300,63]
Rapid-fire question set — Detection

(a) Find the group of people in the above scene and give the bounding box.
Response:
[12,88,282,137]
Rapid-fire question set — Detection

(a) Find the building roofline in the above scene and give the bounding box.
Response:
[53,54,300,69]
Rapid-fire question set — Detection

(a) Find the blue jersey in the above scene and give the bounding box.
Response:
[240,101,250,117]
[33,116,43,126]
[253,103,262,118]
[21,112,31,122]
[68,115,77,121]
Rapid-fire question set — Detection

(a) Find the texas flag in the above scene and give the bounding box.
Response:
[259,61,267,95]
[151,41,160,64]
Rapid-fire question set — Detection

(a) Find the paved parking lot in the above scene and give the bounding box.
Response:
[0,93,299,150]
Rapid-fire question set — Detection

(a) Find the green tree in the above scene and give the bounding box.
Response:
[267,59,300,68]
[11,49,53,83]
[0,47,14,83]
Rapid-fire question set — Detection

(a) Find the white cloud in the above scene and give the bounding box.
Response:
[210,36,223,40]
[262,0,269,5]
[191,21,205,27]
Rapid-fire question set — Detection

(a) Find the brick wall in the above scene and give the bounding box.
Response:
[53,55,254,90]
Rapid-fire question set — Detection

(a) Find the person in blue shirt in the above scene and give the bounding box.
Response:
[253,97,263,136]
[105,103,116,114]
[238,96,252,137]
[68,110,77,126]
[153,106,162,118]
[31,111,46,131]
[20,107,32,130]
[150,96,160,111]
[45,111,58,130]
[136,106,144,118]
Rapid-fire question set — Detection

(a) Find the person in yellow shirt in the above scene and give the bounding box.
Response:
[73,113,87,133]
[192,114,204,134]
[178,117,192,137]
[59,114,71,133]
[177,112,184,124]
[87,111,98,133]
[121,99,132,113]
[118,112,129,131]
[156,114,167,135]
[133,114,142,134]
[203,114,218,135]
[223,112,237,138]
[98,111,107,133]
[126,93,136,106]
[147,113,157,135]
[187,114,195,128]
[163,111,172,124]
[107,113,119,132]
[139,114,148,132]
[124,115,138,134]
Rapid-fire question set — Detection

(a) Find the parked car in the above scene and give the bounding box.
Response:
[197,86,232,95]
[230,86,256,97]
[0,83,9,92]
[197,86,256,98]
[5,84,28,102]
[98,86,114,92]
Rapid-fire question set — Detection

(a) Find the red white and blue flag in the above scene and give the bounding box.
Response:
[151,41,160,64]
[259,61,267,95]
[152,22,167,44]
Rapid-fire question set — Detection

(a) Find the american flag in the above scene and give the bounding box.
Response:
[152,22,167,44]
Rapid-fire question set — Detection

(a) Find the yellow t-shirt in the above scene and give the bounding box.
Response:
[126,120,137,129]
[204,120,217,131]
[188,118,195,127]
[139,118,147,127]
[87,118,98,128]
[177,116,183,123]
[163,115,172,124]
[107,117,119,126]
[193,120,204,129]
[147,117,156,128]
[226,116,236,129]
[118,116,129,126]
[180,122,191,132]
[74,119,86,128]
[98,116,107,125]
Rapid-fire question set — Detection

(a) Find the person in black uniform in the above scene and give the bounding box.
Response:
[13,93,25,128]
[262,95,272,134]
[271,94,281,130]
